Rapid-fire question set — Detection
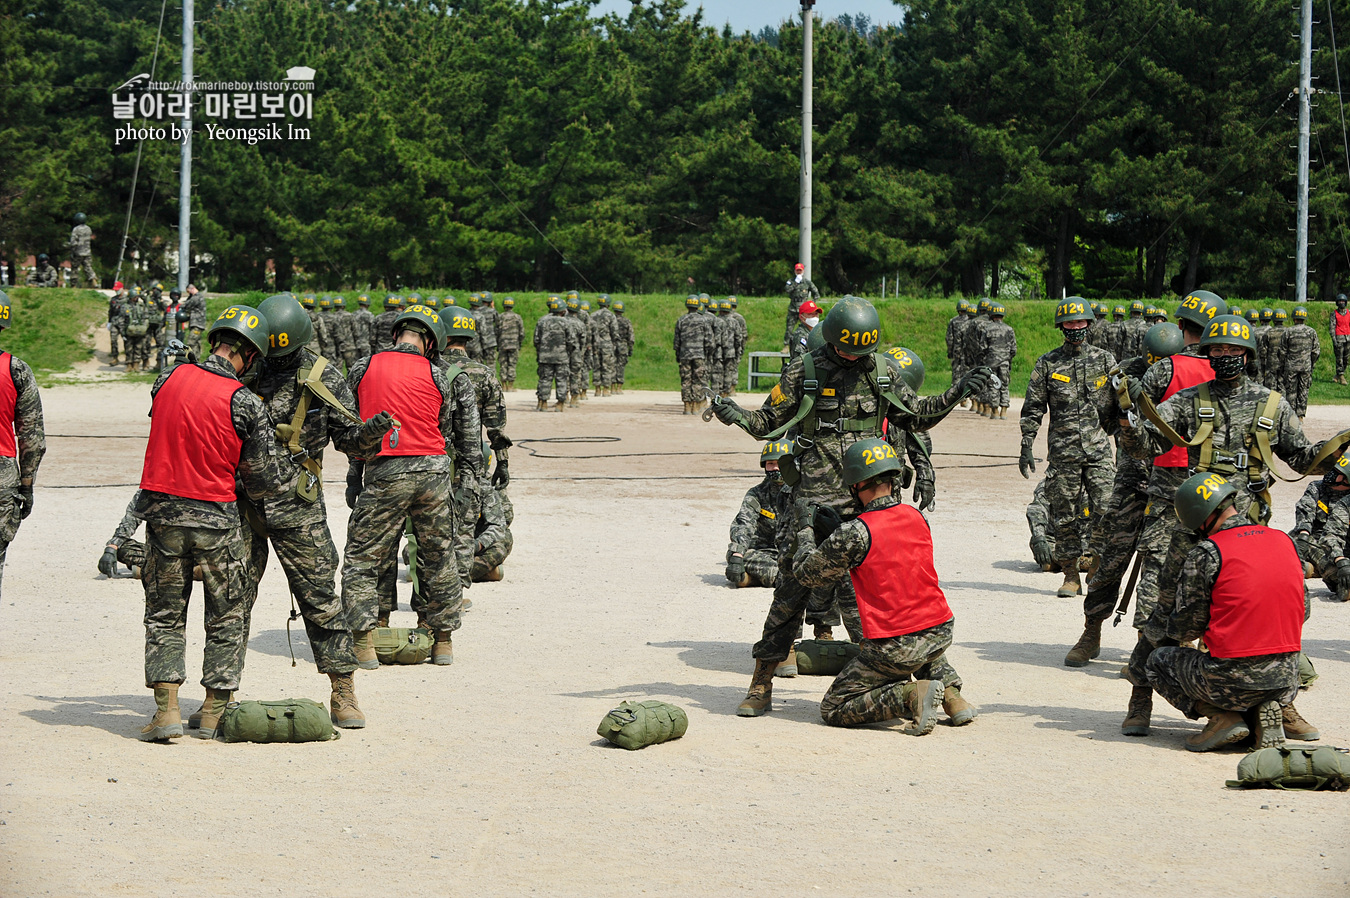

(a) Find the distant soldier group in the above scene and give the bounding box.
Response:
[674,293,746,414]
[945,297,1016,418]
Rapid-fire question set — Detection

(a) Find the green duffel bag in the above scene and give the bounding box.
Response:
[219,699,339,744]
[1226,745,1350,791]
[373,627,433,664]
[597,700,688,751]
[795,639,860,676]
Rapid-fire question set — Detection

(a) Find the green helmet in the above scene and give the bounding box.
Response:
[546,296,562,311]
[502,296,515,309]
[1292,305,1308,321]
[566,298,580,312]
[719,298,732,312]
[405,292,423,307]
[1244,308,1260,324]
[318,295,333,311]
[1175,290,1227,329]
[482,291,494,306]
[424,295,440,310]
[729,296,738,309]
[1112,304,1126,320]
[989,302,1006,318]
[567,290,579,301]
[300,294,316,309]
[1260,307,1274,322]
[441,307,478,341]
[976,298,992,314]
[761,439,793,467]
[384,294,402,311]
[957,298,971,314]
[1129,300,1145,316]
[841,438,902,487]
[73,212,87,225]
[884,347,925,391]
[1274,308,1288,324]
[257,293,313,356]
[356,293,371,307]
[1198,314,1256,352]
[684,295,700,310]
[333,295,347,310]
[698,293,710,310]
[805,325,827,353]
[1143,323,1184,365]
[1054,297,1094,326]
[821,296,881,355]
[469,293,483,308]
[612,300,624,313]
[1144,305,1158,318]
[1093,302,1106,318]
[442,295,457,308]
[208,305,271,359]
[393,306,442,355]
[0,290,11,330]
[580,299,591,312]
[597,294,609,308]
[1175,471,1238,531]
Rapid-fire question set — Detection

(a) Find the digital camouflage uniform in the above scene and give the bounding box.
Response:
[1279,320,1319,418]
[961,311,991,388]
[119,299,153,369]
[613,308,635,385]
[474,302,499,370]
[1258,323,1286,391]
[725,306,747,393]
[181,291,208,357]
[1290,472,1348,589]
[565,309,589,402]
[0,353,45,592]
[589,304,619,390]
[470,486,513,581]
[981,317,1016,409]
[728,472,788,587]
[107,292,126,364]
[1026,465,1089,570]
[1314,493,1350,599]
[498,307,524,386]
[674,308,714,403]
[1145,516,1304,718]
[946,311,972,386]
[534,311,575,403]
[783,276,820,346]
[351,306,375,360]
[372,308,399,353]
[1120,315,1149,361]
[707,308,731,395]
[69,223,97,287]
[329,308,357,369]
[1020,341,1118,572]
[139,354,296,690]
[786,323,812,363]
[25,262,58,287]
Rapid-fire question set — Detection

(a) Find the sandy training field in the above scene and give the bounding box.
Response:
[1,381,1346,896]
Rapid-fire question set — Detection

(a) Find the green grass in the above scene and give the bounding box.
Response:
[2,287,104,375]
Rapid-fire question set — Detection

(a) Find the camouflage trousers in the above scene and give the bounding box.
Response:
[983,362,1011,408]
[1146,646,1298,718]
[678,359,708,403]
[707,357,725,394]
[1045,455,1113,569]
[342,471,462,633]
[615,351,629,384]
[72,253,97,288]
[124,335,150,367]
[721,356,739,395]
[1083,478,1148,623]
[536,362,568,402]
[1335,336,1349,377]
[819,619,960,726]
[1283,371,1311,418]
[0,484,23,597]
[499,348,519,384]
[1132,498,1181,630]
[142,523,253,690]
[453,481,480,587]
[743,548,778,587]
[186,327,204,358]
[480,346,497,370]
[594,341,615,388]
[108,324,124,362]
[470,531,513,581]
[242,518,357,675]
[569,354,586,397]
[752,547,854,660]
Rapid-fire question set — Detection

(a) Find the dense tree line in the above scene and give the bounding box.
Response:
[5,0,1350,300]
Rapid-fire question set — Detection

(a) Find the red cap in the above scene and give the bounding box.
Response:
[794,263,805,272]
[113,281,123,291]
[798,300,820,318]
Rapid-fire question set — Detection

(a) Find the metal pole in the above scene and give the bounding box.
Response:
[799,1,814,280]
[178,0,193,293]
[1296,0,1312,304]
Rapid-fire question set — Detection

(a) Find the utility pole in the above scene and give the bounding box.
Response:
[178,0,193,293]
[1295,0,1312,304]
[799,0,815,280]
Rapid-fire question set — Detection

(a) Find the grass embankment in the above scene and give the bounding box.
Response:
[2,288,104,377]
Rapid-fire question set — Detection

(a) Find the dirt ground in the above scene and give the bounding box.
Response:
[1,364,1347,896]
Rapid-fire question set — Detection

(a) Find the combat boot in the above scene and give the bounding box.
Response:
[139,683,184,742]
[942,685,977,726]
[432,631,454,666]
[1056,570,1081,597]
[1121,685,1152,736]
[774,650,798,678]
[192,688,233,740]
[328,672,366,729]
[554,399,566,412]
[999,407,1008,419]
[504,380,515,391]
[537,399,547,412]
[682,401,691,415]
[353,629,379,670]
[482,565,504,581]
[1063,618,1101,667]
[736,659,776,717]
[900,680,944,736]
[376,615,389,628]
[813,624,834,641]
[187,690,232,729]
[1249,700,1284,749]
[567,393,578,408]
[1186,701,1249,752]
[1281,704,1320,741]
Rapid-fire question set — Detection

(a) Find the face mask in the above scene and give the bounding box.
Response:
[1209,354,1246,380]
[804,316,819,328]
[1062,327,1086,345]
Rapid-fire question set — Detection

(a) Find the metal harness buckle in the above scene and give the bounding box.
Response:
[803,378,819,393]
[1256,416,1274,431]
[814,418,848,434]
[1197,406,1216,421]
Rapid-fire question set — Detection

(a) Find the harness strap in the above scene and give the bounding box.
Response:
[762,353,819,440]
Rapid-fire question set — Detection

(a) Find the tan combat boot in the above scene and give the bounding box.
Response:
[774,649,798,678]
[353,629,379,669]
[813,624,834,641]
[192,688,233,740]
[567,393,578,408]
[1186,701,1249,752]
[1063,618,1101,667]
[1282,704,1320,740]
[537,399,547,412]
[483,565,504,581]
[1056,570,1081,597]
[432,631,454,666]
[328,672,366,729]
[139,683,184,742]
[1121,685,1152,736]
[900,680,944,736]
[554,399,566,412]
[187,690,233,729]
[736,659,777,717]
[943,685,977,726]
[682,401,691,415]
[1250,700,1284,749]
[376,615,389,628]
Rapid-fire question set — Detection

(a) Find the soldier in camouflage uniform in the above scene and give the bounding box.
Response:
[1331,294,1350,384]
[787,299,819,363]
[1251,308,1274,384]
[612,300,635,391]
[343,305,481,668]
[711,297,989,717]
[1315,487,1350,601]
[330,296,358,369]
[723,298,747,395]
[1290,462,1349,587]
[589,295,619,396]
[475,292,500,373]
[534,296,575,410]
[68,213,97,287]
[180,284,207,358]
[794,439,976,732]
[783,262,820,349]
[319,296,354,366]
[1085,302,1109,352]
[470,477,513,582]
[497,297,524,391]
[1019,297,1117,597]
[135,305,297,742]
[1026,465,1089,572]
[707,296,731,396]
[945,299,973,405]
[962,299,994,415]
[119,292,153,373]
[1119,300,1149,361]
[1280,306,1319,419]
[107,287,127,365]
[351,294,375,360]
[980,303,1016,418]
[98,491,147,579]
[25,253,59,287]
[560,296,586,407]
[372,294,402,353]
[1259,308,1289,391]
[726,441,793,588]
[0,292,45,594]
[1144,472,1308,751]
[674,295,715,414]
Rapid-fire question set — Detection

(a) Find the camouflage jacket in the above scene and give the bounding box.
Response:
[961,314,990,366]
[533,313,575,365]
[729,473,788,558]
[0,352,45,493]
[982,320,1017,367]
[1119,318,1149,360]
[474,306,499,350]
[728,311,748,356]
[565,313,589,363]
[783,277,820,342]
[1280,323,1320,375]
[674,310,714,361]
[137,354,297,530]
[181,292,207,329]
[111,491,143,546]
[328,311,356,357]
[590,307,619,347]
[372,310,399,353]
[1290,473,1346,538]
[107,294,126,325]
[442,347,509,451]
[945,314,971,364]
[498,311,524,351]
[1085,318,1110,353]
[787,323,812,363]
[1020,341,1118,462]
[1315,494,1350,565]
[69,224,93,255]
[614,315,635,356]
[1259,326,1287,386]
[708,314,731,362]
[25,265,58,287]
[351,308,375,355]
[1134,347,1210,500]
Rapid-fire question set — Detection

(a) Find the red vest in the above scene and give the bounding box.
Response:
[139,363,245,502]
[357,350,446,457]
[0,353,17,458]
[849,503,953,640]
[1205,525,1303,659]
[1334,309,1350,336]
[1154,353,1214,467]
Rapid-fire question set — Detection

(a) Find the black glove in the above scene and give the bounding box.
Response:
[491,454,510,490]
[16,485,33,520]
[1336,558,1350,601]
[1030,536,1054,569]
[959,366,992,398]
[1122,357,1149,378]
[345,463,364,509]
[98,546,118,578]
[1126,377,1145,407]
[812,505,844,545]
[913,479,935,512]
[712,397,745,426]
[358,411,394,444]
[1019,442,1036,479]
[725,555,745,584]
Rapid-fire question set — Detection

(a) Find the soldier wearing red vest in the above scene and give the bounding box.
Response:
[342,305,481,668]
[794,439,976,735]
[1145,472,1311,752]
[1331,293,1350,384]
[136,305,297,743]
[0,291,46,594]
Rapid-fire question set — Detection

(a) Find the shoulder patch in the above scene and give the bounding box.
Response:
[769,384,787,406]
[1051,372,1071,383]
[1095,375,1107,390]
[1319,501,1329,514]
[759,508,776,520]
[821,387,836,397]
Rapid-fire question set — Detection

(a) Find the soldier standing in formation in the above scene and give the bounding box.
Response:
[351,294,375,361]
[564,295,589,407]
[978,302,1015,419]
[534,296,574,411]
[120,291,152,373]
[962,299,992,413]
[783,262,819,350]
[1260,308,1289,390]
[945,299,973,405]
[107,285,126,365]
[589,295,619,396]
[707,295,730,397]
[373,294,402,353]
[612,300,634,391]
[0,292,45,593]
[1332,293,1350,384]
[674,294,714,414]
[726,441,792,588]
[1251,308,1273,383]
[474,292,499,373]
[68,213,97,287]
[1086,302,1109,351]
[1280,306,1319,420]
[497,297,524,391]
[331,296,357,369]
[722,298,746,395]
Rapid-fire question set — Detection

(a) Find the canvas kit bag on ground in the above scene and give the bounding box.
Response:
[597,700,688,750]
[795,639,860,676]
[1226,746,1350,791]
[373,627,434,664]
[219,699,339,743]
